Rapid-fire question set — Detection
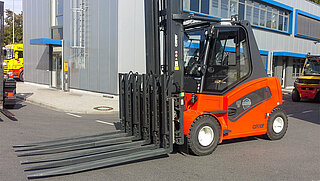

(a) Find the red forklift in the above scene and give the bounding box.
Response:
[14,0,287,178]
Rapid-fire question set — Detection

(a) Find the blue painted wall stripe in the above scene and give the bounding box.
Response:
[273,52,307,58]
[260,0,293,11]
[183,10,221,21]
[30,38,62,46]
[296,9,320,21]
[251,24,290,35]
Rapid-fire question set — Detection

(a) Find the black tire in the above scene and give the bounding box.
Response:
[291,89,300,102]
[188,115,221,156]
[266,108,288,140]
[19,71,24,82]
[314,92,320,103]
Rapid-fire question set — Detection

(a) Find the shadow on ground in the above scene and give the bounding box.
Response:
[283,93,320,125]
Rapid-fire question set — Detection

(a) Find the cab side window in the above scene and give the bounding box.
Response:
[203,27,250,92]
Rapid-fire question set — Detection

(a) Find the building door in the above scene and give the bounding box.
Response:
[287,58,304,87]
[51,47,62,89]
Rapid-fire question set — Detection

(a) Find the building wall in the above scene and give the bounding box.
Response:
[23,0,320,93]
[63,0,119,94]
[23,0,51,85]
[23,0,146,94]
[118,0,146,75]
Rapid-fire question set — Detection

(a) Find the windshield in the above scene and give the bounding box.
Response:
[4,49,13,60]
[304,59,320,75]
[184,28,208,77]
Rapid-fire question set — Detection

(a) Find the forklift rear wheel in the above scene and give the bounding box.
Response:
[291,89,300,102]
[266,108,288,140]
[188,115,221,156]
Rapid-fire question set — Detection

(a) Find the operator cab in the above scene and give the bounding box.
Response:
[303,57,320,76]
[184,23,251,94]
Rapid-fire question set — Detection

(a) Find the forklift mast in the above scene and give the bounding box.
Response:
[144,0,186,144]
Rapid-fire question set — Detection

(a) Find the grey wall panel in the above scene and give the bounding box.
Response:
[87,0,99,92]
[97,0,118,93]
[118,0,146,74]
[63,0,118,94]
[23,0,50,85]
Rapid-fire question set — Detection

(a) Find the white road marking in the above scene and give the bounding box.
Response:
[302,110,313,114]
[96,120,114,126]
[66,113,82,118]
[287,114,293,117]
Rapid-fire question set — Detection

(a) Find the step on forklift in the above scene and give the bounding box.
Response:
[13,0,287,178]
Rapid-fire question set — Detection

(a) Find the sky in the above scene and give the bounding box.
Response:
[2,0,23,14]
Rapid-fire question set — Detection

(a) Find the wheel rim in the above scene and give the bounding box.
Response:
[198,126,214,147]
[273,117,284,133]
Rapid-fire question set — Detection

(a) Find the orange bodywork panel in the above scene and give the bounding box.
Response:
[183,77,282,143]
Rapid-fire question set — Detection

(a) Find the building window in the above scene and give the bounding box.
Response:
[51,0,63,26]
[51,0,63,39]
[296,13,320,40]
[184,0,290,33]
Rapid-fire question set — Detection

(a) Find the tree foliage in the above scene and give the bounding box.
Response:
[4,9,23,45]
[309,0,320,5]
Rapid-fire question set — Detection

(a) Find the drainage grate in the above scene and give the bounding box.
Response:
[93,106,113,111]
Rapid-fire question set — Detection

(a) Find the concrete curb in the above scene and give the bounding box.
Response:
[16,94,118,115]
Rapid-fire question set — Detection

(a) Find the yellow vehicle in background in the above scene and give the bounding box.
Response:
[3,44,24,81]
[292,54,320,102]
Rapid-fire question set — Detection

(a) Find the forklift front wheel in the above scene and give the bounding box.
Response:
[266,108,288,140]
[188,115,221,156]
[291,89,300,102]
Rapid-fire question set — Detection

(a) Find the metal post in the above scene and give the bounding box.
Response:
[62,40,65,91]
[12,0,15,44]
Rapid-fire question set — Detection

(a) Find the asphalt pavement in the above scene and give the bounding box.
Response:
[0,92,319,181]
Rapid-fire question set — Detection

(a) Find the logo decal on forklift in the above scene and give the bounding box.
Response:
[242,98,251,110]
[253,124,264,129]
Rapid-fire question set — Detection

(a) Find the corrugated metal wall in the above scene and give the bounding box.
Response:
[64,0,119,94]
[23,0,51,85]
[118,0,146,74]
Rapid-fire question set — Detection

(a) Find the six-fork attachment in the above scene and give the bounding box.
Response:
[13,73,174,178]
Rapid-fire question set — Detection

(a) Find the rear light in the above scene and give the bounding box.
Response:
[4,88,15,97]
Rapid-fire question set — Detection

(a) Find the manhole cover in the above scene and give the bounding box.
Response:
[93,106,113,111]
